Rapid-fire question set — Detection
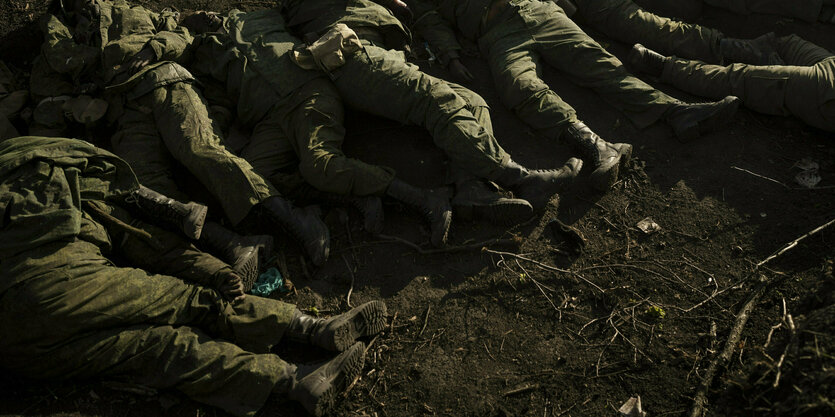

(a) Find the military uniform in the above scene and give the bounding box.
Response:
[37,1,280,225]
[188,9,395,197]
[0,136,297,417]
[573,0,723,63]
[276,0,512,180]
[703,0,827,23]
[414,0,688,142]
[657,34,835,132]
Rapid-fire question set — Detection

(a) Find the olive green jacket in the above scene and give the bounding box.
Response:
[188,9,322,126]
[34,0,195,101]
[277,0,411,50]
[0,136,138,292]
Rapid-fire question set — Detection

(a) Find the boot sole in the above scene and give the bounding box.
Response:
[234,250,260,293]
[589,143,633,192]
[455,200,534,226]
[332,300,388,352]
[234,235,274,293]
[674,96,740,142]
[313,342,366,417]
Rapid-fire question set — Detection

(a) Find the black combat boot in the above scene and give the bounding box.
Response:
[385,179,452,247]
[663,96,741,142]
[627,43,667,77]
[199,222,273,292]
[297,185,385,235]
[258,196,330,267]
[127,185,208,240]
[563,122,632,191]
[276,342,367,417]
[286,301,387,352]
[492,158,583,211]
[719,33,784,65]
[452,177,533,225]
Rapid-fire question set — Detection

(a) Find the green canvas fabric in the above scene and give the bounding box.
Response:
[188,9,395,196]
[660,34,835,132]
[416,0,680,141]
[273,0,513,179]
[575,0,722,63]
[0,136,295,417]
[703,0,823,22]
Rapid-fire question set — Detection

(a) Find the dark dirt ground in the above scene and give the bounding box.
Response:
[2,1,835,417]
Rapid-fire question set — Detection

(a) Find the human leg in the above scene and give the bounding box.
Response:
[480,19,630,191]
[703,0,823,22]
[148,82,276,226]
[578,0,722,62]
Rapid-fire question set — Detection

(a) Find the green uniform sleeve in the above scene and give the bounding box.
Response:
[146,27,195,63]
[410,0,462,66]
[97,202,231,290]
[39,14,100,80]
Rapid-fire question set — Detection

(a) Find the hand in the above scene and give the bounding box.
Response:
[219,272,246,302]
[390,0,413,22]
[448,58,474,83]
[126,47,157,74]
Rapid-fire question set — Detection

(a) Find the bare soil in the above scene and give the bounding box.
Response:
[1,1,834,417]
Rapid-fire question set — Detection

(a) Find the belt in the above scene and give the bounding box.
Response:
[482,0,512,30]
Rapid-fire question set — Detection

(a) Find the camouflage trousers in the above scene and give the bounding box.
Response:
[660,34,835,132]
[478,0,680,142]
[704,0,824,22]
[327,39,511,180]
[576,0,722,62]
[0,203,296,417]
[238,77,396,197]
[111,81,278,225]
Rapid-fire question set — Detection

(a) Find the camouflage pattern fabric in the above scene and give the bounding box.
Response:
[0,136,295,417]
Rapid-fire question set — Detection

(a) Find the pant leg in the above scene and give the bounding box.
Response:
[147,82,278,225]
[9,322,285,417]
[447,82,495,137]
[524,1,679,129]
[773,34,835,66]
[704,0,823,22]
[479,18,579,141]
[577,0,723,63]
[277,78,396,196]
[111,102,189,202]
[632,0,703,20]
[0,241,295,359]
[330,42,511,178]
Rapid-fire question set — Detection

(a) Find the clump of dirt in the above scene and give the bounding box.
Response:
[1,1,835,417]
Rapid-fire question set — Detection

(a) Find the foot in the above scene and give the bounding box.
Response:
[260,196,330,266]
[627,43,667,77]
[230,234,274,293]
[664,96,741,142]
[564,122,633,192]
[512,158,583,211]
[287,301,388,351]
[288,342,366,417]
[385,179,452,247]
[350,196,385,235]
[452,179,533,226]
